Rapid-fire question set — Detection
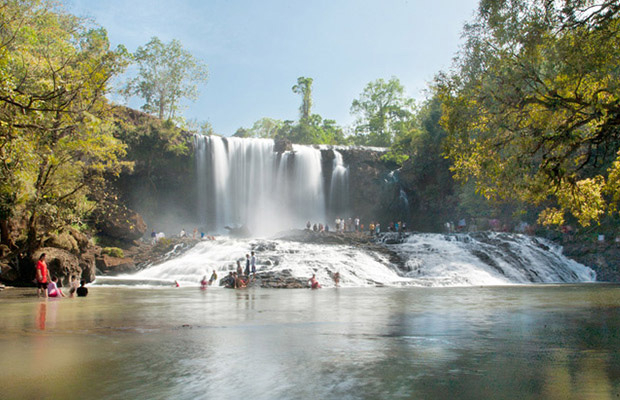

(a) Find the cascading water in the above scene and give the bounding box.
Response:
[390,232,596,286]
[105,138,596,289]
[98,232,595,288]
[194,136,343,235]
[328,150,349,220]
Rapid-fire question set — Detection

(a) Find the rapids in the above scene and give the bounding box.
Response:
[96,232,595,288]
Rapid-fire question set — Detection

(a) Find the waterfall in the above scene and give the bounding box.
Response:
[392,232,596,286]
[328,150,349,221]
[194,135,345,235]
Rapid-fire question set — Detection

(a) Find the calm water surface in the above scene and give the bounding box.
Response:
[1,285,619,399]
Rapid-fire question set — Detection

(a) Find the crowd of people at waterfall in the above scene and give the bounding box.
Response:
[305,217,407,235]
[35,253,89,299]
[218,251,257,289]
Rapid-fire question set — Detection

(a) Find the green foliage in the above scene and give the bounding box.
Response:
[0,0,131,249]
[351,77,416,147]
[233,118,283,139]
[113,107,192,196]
[235,78,347,145]
[275,115,347,145]
[102,247,124,258]
[292,77,313,121]
[123,37,208,120]
[437,0,620,227]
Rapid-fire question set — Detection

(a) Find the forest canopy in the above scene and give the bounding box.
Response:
[436,0,620,227]
[0,0,130,249]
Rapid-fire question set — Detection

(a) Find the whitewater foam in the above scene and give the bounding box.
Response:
[97,232,596,289]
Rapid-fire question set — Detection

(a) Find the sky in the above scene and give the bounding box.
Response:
[65,0,480,136]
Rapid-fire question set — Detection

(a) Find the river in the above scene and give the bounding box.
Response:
[1,285,619,399]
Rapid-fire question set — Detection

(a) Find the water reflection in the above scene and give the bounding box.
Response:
[0,286,619,399]
[36,302,46,330]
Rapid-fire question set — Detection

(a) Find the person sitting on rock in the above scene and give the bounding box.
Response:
[224,272,235,288]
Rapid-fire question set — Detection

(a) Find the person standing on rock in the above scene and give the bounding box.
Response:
[245,254,250,277]
[209,270,218,285]
[355,217,360,232]
[251,251,256,275]
[35,253,50,298]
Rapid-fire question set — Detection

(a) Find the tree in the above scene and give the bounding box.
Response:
[292,77,313,120]
[234,78,347,145]
[437,0,620,227]
[0,0,130,250]
[350,77,415,147]
[123,37,208,121]
[233,118,283,139]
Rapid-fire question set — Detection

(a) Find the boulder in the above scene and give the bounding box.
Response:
[273,138,293,153]
[79,249,97,283]
[33,248,81,287]
[95,254,137,275]
[0,261,19,282]
[43,232,79,254]
[68,228,91,252]
[96,207,147,241]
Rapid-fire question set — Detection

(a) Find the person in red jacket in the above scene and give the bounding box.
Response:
[36,253,50,298]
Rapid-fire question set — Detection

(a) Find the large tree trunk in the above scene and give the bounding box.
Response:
[0,218,14,248]
[26,210,39,254]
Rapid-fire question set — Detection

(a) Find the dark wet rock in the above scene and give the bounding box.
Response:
[225,225,251,238]
[273,138,293,153]
[252,269,307,289]
[95,254,137,275]
[33,248,80,286]
[252,241,277,252]
[561,240,620,282]
[338,147,400,229]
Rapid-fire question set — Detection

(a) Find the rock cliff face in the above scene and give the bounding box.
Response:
[337,147,402,226]
[32,247,96,286]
